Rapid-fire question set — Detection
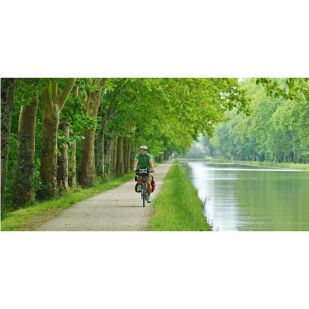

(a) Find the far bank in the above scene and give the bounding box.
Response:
[180,157,309,170]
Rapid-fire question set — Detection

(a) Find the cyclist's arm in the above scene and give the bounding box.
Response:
[133,158,138,170]
[149,158,155,172]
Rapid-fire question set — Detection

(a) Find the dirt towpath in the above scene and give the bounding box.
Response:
[37,162,172,231]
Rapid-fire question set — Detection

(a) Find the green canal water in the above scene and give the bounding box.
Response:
[186,161,309,231]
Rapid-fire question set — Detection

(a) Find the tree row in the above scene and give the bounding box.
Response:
[1,78,246,210]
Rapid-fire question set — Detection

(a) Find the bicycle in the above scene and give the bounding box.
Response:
[135,168,151,207]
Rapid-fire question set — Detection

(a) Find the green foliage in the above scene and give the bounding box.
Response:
[256,78,309,100]
[103,78,247,157]
[211,78,309,163]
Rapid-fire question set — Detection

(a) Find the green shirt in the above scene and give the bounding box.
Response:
[135,153,152,169]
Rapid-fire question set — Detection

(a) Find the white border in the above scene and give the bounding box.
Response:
[1,0,309,77]
[1,232,309,309]
[1,1,309,308]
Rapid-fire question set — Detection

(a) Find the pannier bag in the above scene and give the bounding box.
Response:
[151,175,155,192]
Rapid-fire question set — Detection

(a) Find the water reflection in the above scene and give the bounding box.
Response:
[186,161,309,231]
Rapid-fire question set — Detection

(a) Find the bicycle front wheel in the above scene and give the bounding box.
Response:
[142,182,146,207]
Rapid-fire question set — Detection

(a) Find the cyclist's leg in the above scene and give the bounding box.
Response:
[137,176,142,184]
[146,175,151,195]
[136,176,142,192]
[146,176,152,203]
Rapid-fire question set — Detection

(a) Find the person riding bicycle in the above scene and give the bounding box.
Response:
[133,145,155,203]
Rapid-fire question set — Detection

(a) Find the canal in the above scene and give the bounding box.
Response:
[186,161,309,231]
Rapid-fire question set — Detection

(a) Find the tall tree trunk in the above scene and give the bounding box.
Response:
[67,85,78,188]
[68,139,77,187]
[123,138,131,173]
[80,78,106,187]
[39,79,76,198]
[57,121,70,191]
[1,78,16,205]
[95,122,105,177]
[12,96,38,208]
[108,131,115,176]
[123,138,128,173]
[112,135,118,176]
[80,129,96,186]
[40,97,59,198]
[104,132,112,179]
[101,133,105,176]
[116,136,124,176]
[126,141,131,172]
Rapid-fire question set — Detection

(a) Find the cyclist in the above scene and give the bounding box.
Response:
[133,145,155,203]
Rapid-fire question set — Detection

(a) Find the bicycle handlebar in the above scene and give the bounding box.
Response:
[135,168,153,175]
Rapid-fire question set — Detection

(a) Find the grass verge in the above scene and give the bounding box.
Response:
[230,160,309,170]
[181,157,309,170]
[148,161,211,231]
[1,173,134,231]
[214,158,309,170]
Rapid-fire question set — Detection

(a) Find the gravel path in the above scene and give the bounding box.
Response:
[37,162,172,231]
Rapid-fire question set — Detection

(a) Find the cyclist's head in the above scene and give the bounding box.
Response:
[140,145,148,154]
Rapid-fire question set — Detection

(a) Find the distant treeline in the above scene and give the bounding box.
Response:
[204,79,309,163]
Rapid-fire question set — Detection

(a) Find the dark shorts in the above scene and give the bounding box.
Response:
[137,175,152,183]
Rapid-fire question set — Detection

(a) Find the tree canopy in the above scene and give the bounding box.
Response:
[208,78,309,163]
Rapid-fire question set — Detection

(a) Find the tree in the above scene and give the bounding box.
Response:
[116,136,124,176]
[39,78,76,198]
[95,81,121,177]
[57,120,70,190]
[68,135,77,187]
[80,78,106,187]
[1,78,16,204]
[59,84,81,188]
[12,95,38,207]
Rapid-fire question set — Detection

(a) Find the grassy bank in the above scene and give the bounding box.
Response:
[1,173,134,231]
[229,159,309,170]
[149,161,211,231]
[180,157,309,170]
